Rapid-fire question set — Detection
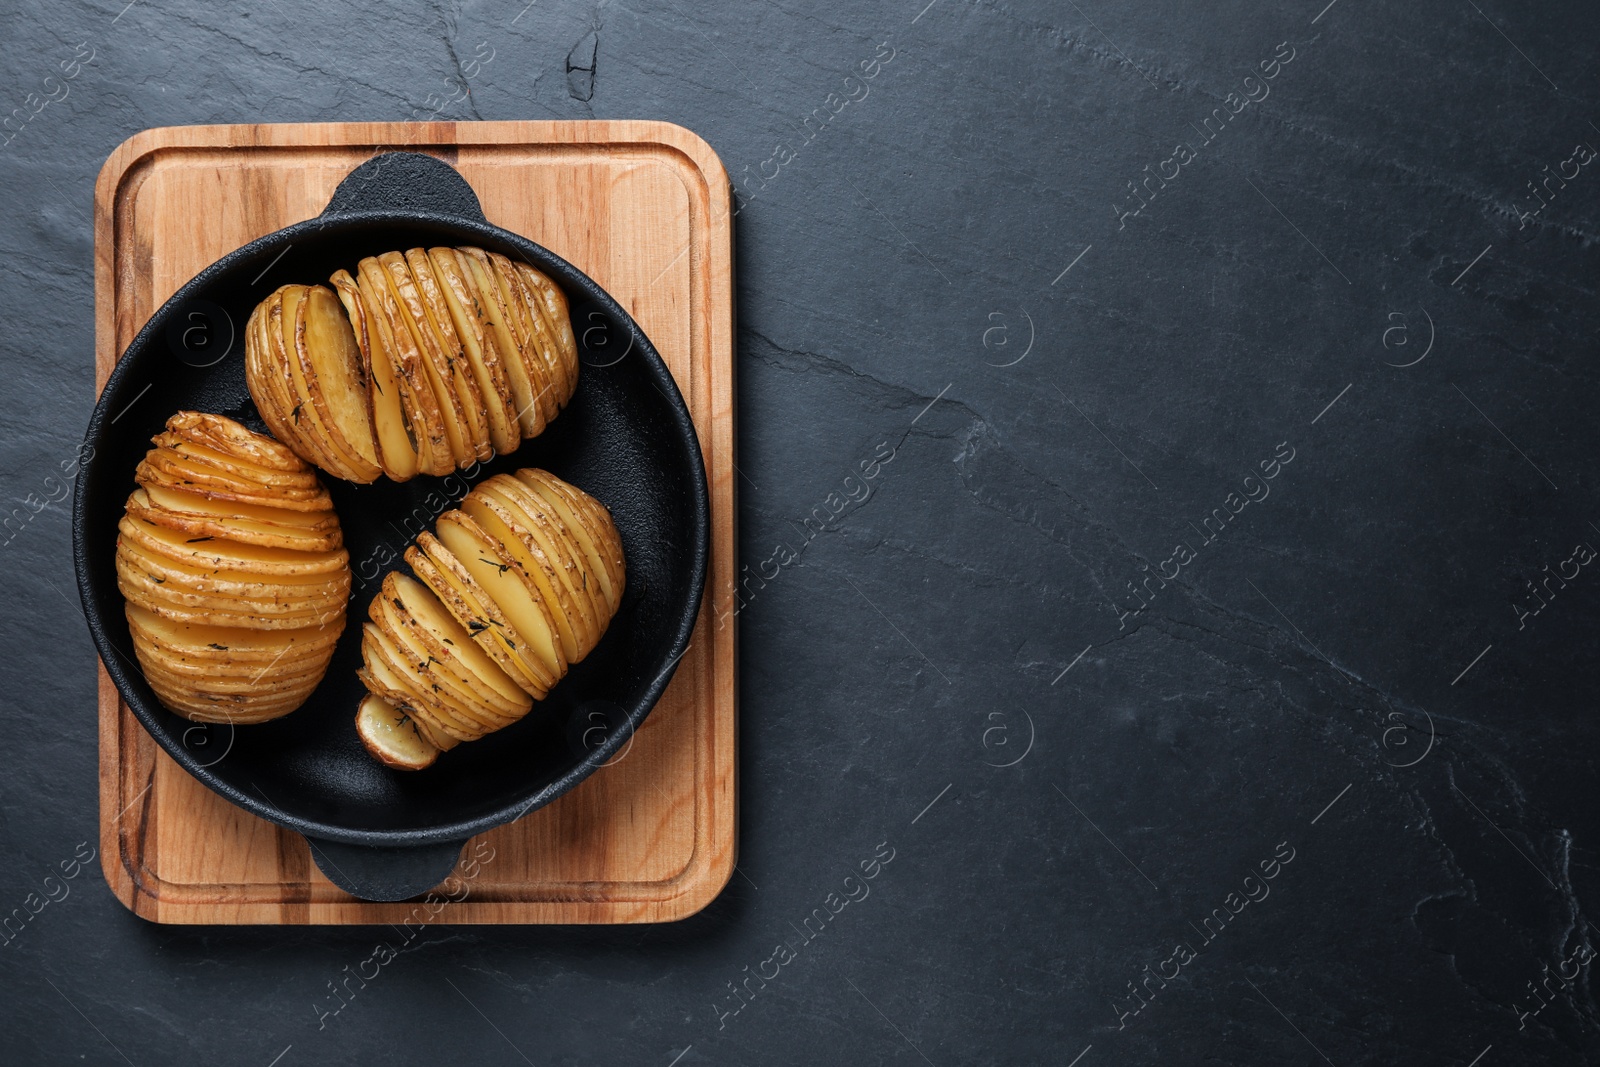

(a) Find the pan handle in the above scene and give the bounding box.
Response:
[320,150,488,223]
[305,836,469,902]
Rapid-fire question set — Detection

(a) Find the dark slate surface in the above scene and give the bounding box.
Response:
[2,0,1598,1064]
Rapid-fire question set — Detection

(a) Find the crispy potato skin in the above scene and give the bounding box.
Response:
[117,413,349,724]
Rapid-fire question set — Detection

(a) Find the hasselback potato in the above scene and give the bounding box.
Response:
[355,469,625,769]
[246,247,578,482]
[116,412,350,723]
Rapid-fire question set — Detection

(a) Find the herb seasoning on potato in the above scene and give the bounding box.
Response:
[355,469,625,770]
[246,247,578,482]
[116,412,350,724]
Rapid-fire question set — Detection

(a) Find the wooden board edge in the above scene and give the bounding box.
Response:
[95,668,136,915]
[97,672,160,921]
[699,117,738,931]
[93,121,730,183]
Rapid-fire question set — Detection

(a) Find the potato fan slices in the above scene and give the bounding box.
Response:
[246,247,579,483]
[355,470,624,770]
[116,412,350,724]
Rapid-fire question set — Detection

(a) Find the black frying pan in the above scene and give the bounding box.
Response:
[72,152,709,901]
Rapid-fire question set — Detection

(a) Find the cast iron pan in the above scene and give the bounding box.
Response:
[72,152,709,901]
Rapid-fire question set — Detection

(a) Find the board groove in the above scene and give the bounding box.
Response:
[93,121,736,924]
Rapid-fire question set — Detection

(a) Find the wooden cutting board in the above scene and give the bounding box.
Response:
[93,121,736,924]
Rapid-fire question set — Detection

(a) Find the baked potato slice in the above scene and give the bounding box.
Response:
[356,694,444,770]
[356,257,451,476]
[436,510,566,679]
[407,535,553,697]
[333,268,421,481]
[428,247,521,454]
[297,284,383,480]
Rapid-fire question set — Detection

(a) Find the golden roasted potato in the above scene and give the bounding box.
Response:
[117,413,349,724]
[248,248,579,483]
[355,469,624,768]
[356,693,449,770]
[245,284,384,484]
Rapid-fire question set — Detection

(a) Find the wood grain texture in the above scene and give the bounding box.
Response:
[92,121,736,924]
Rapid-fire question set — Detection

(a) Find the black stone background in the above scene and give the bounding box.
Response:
[1,0,1597,1064]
